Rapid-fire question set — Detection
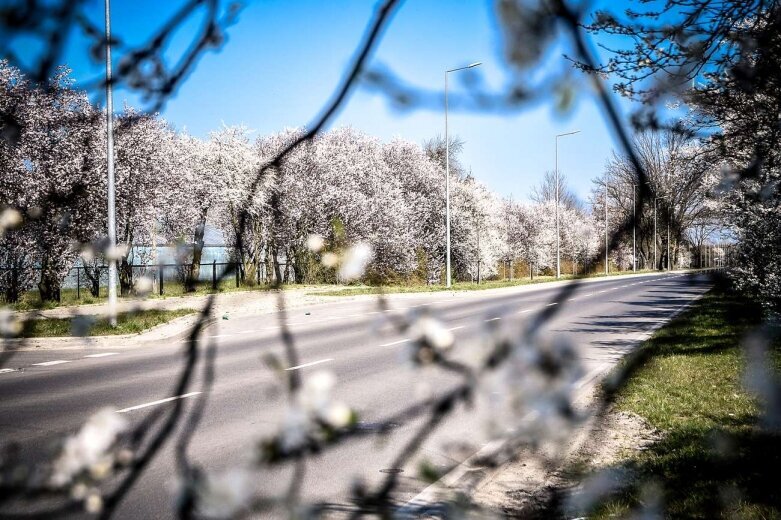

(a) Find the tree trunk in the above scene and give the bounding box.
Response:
[37,260,61,303]
[119,256,133,296]
[271,242,282,285]
[186,209,208,293]
[83,265,101,297]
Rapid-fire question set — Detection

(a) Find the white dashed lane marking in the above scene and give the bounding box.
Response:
[32,360,70,367]
[380,338,411,347]
[0,368,17,374]
[285,358,334,371]
[84,352,118,358]
[117,392,201,413]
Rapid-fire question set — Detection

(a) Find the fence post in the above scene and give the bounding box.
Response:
[159,266,164,296]
[235,262,239,288]
[212,260,217,291]
[76,266,80,300]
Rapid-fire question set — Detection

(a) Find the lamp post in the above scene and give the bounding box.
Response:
[104,0,117,326]
[555,130,580,278]
[632,183,637,272]
[445,61,481,288]
[604,173,608,275]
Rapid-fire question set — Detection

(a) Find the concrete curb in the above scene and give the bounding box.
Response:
[3,313,200,351]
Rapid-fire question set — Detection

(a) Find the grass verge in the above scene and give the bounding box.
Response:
[19,308,196,338]
[588,284,781,519]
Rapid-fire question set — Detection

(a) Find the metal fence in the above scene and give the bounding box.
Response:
[3,261,295,301]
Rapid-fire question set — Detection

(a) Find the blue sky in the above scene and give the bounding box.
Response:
[21,0,635,203]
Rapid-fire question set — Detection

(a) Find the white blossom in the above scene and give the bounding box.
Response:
[134,276,154,296]
[306,234,325,252]
[194,468,253,519]
[339,242,372,281]
[408,315,454,351]
[50,408,127,487]
[321,252,339,268]
[0,208,22,236]
[0,309,23,337]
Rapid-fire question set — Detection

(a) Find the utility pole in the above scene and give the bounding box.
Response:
[104,0,117,327]
[445,62,481,288]
[632,184,637,272]
[555,130,580,278]
[604,174,608,275]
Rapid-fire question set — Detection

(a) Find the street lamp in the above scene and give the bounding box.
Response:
[104,0,117,326]
[604,173,608,275]
[555,130,580,278]
[631,183,636,272]
[445,61,481,288]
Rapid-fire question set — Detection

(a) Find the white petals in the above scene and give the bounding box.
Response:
[306,234,325,252]
[339,242,372,281]
[50,408,127,487]
[134,276,154,296]
[321,252,339,268]
[195,468,253,519]
[409,315,454,350]
[0,309,23,338]
[104,243,129,261]
[0,208,22,234]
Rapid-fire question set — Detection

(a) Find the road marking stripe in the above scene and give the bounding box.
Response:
[116,392,201,413]
[33,360,70,366]
[546,302,558,307]
[447,326,465,331]
[518,309,534,314]
[380,338,411,347]
[484,317,501,322]
[285,358,334,371]
[0,368,16,374]
[84,353,118,358]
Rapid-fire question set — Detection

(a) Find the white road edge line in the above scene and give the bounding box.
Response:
[285,358,334,371]
[117,392,201,413]
[32,360,70,366]
[84,352,118,358]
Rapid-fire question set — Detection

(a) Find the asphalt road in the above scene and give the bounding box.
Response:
[0,272,712,518]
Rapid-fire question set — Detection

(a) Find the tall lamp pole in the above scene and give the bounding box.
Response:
[445,61,481,288]
[632,183,637,272]
[554,130,580,278]
[604,173,609,275]
[104,0,117,326]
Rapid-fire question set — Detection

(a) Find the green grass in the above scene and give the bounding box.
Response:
[312,269,660,297]
[6,279,292,311]
[586,284,781,519]
[19,308,196,338]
